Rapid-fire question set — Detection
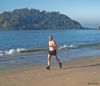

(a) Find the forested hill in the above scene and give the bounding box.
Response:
[0,8,83,30]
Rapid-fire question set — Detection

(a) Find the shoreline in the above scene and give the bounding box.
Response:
[0,56,100,86]
[0,54,100,71]
[0,55,100,71]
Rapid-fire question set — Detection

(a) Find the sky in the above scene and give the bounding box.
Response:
[0,0,100,28]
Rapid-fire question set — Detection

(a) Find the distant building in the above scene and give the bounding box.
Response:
[96,26,100,30]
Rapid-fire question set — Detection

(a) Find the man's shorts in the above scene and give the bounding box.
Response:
[48,50,57,56]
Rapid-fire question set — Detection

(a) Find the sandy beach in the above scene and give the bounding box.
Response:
[0,56,100,86]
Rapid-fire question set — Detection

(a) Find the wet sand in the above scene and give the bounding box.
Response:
[0,56,100,86]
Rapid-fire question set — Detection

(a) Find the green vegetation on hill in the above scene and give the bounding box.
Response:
[0,8,83,30]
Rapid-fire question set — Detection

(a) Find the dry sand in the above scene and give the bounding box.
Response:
[0,56,100,86]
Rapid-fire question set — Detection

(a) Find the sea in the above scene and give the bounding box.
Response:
[0,29,100,69]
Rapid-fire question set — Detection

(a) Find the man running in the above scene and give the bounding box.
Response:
[46,35,62,70]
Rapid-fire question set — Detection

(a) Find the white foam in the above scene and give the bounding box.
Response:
[0,48,26,56]
[6,49,16,55]
[63,45,67,48]
[58,44,78,50]
[0,51,3,56]
[67,45,77,48]
[58,45,66,50]
[16,48,25,53]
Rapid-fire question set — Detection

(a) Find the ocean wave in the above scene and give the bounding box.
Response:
[0,43,100,56]
[0,48,26,56]
[58,44,78,50]
[58,43,100,51]
[0,45,77,56]
[0,48,48,56]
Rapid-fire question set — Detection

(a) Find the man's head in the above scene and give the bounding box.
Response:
[49,35,53,41]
